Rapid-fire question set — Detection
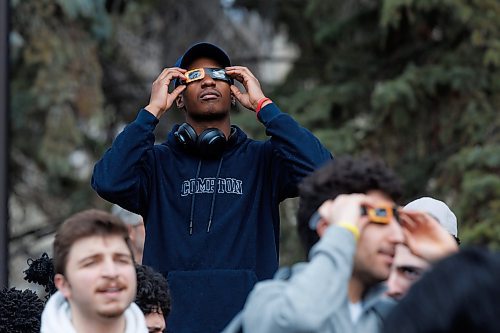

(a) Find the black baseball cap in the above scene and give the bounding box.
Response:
[174,42,231,69]
[173,42,231,87]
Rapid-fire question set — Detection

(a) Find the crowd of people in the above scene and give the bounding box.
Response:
[2,42,498,333]
[223,156,460,333]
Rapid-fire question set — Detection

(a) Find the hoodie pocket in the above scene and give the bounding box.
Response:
[166,269,258,333]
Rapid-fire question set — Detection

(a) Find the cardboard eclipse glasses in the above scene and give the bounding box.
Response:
[182,68,233,85]
[360,205,399,224]
[308,204,399,230]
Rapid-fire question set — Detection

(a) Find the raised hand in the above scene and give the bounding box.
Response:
[225,66,269,111]
[145,67,187,119]
[399,210,459,262]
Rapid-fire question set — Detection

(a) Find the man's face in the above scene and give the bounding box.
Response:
[386,244,430,300]
[145,308,166,333]
[179,57,233,121]
[353,190,405,285]
[55,235,137,320]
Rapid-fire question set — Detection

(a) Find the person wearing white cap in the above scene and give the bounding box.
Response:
[386,197,459,300]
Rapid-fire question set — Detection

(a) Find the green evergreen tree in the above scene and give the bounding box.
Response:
[236,0,500,249]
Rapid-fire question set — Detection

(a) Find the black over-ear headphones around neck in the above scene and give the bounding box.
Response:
[174,123,228,158]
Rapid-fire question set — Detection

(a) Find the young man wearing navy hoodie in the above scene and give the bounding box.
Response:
[91,42,332,333]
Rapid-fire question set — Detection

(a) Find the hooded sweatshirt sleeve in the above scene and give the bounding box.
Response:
[257,103,332,200]
[238,226,356,333]
[91,109,158,215]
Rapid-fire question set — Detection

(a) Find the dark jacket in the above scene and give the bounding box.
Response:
[91,103,332,333]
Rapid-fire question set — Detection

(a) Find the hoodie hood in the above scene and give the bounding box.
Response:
[41,291,147,333]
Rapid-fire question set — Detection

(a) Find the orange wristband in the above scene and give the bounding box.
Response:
[255,97,272,114]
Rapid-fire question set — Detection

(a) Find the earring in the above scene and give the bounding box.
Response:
[176,95,185,109]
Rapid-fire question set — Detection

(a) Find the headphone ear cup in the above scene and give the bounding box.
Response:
[197,128,226,158]
[174,123,198,149]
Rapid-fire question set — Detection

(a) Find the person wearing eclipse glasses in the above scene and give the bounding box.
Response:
[223,156,457,333]
[91,42,332,333]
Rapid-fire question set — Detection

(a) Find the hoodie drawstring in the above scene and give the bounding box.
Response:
[189,160,203,235]
[207,156,224,233]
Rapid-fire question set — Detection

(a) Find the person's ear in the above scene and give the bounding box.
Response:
[176,94,185,109]
[54,273,71,299]
[316,218,330,238]
[231,95,236,107]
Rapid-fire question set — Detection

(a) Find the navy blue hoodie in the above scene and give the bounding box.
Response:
[92,103,332,333]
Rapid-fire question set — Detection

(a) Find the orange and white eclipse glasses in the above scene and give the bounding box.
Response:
[183,67,233,85]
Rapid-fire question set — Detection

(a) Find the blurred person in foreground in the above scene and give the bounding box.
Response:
[92,42,331,332]
[384,248,500,333]
[224,156,458,333]
[386,197,459,300]
[112,204,146,263]
[41,209,147,333]
[135,264,171,333]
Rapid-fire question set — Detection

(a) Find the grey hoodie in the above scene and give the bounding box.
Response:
[223,226,395,333]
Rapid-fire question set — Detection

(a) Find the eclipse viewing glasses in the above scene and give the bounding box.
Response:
[182,67,233,85]
[361,205,399,224]
[308,204,399,230]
